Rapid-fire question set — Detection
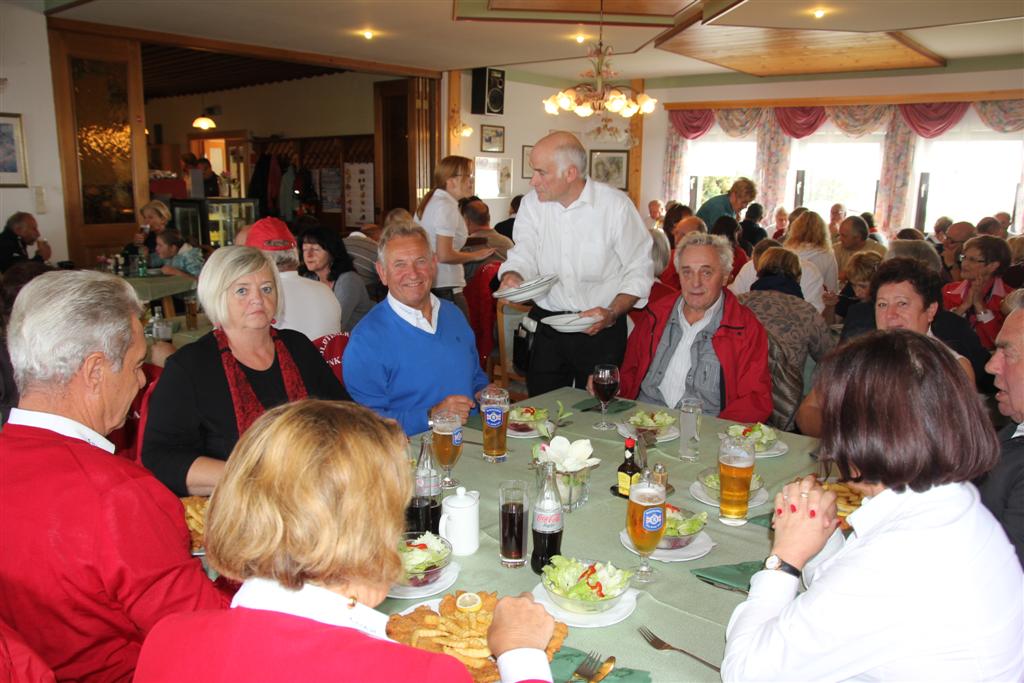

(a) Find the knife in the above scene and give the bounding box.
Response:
[589,655,616,683]
[697,576,749,595]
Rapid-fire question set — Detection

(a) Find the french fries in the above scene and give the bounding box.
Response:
[179,496,208,552]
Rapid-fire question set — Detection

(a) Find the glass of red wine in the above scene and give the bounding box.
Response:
[592,364,620,431]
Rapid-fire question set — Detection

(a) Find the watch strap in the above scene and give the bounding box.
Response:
[766,554,801,579]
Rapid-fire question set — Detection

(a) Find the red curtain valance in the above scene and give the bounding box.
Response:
[774,106,828,139]
[897,102,971,139]
[668,109,715,139]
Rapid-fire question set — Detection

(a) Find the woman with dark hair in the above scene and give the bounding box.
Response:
[661,203,691,250]
[739,202,767,252]
[299,226,373,332]
[942,234,1013,349]
[710,215,748,281]
[739,248,834,429]
[724,331,1023,681]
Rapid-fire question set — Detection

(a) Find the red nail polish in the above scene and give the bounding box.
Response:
[776,507,783,515]
[809,509,817,518]
[790,504,797,513]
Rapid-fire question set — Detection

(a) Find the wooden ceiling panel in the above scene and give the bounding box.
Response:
[488,0,690,17]
[656,23,945,76]
[141,44,346,100]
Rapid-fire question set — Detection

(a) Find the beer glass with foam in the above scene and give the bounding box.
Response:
[479,386,510,463]
[626,478,666,583]
[718,436,755,526]
[431,410,464,489]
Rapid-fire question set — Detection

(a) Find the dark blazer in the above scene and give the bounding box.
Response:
[840,303,994,394]
[977,423,1024,568]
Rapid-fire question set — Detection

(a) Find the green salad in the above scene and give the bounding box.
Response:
[664,505,707,537]
[541,556,632,601]
[509,406,549,424]
[399,532,449,575]
[628,410,676,429]
[702,472,763,491]
[727,423,777,451]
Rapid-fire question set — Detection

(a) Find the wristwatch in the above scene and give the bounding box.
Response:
[764,554,801,579]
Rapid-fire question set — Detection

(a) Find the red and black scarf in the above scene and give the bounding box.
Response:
[213,327,307,437]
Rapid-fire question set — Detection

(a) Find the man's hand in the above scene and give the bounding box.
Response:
[499,271,524,290]
[487,593,555,658]
[35,239,52,262]
[430,395,475,423]
[580,306,616,336]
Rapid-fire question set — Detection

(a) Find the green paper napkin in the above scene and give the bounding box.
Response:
[749,512,774,528]
[572,398,635,414]
[690,560,764,592]
[551,646,651,683]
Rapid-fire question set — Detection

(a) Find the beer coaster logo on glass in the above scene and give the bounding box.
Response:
[642,507,664,532]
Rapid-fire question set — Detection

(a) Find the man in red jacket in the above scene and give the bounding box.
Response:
[619,232,772,424]
[0,271,228,683]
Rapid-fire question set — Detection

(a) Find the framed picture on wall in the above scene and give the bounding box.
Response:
[521,145,533,179]
[0,113,28,188]
[589,150,628,190]
[480,124,505,153]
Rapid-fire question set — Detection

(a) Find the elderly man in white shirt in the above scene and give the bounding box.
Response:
[499,131,654,396]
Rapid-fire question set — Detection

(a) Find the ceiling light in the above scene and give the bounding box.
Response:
[362,30,374,40]
[576,34,585,44]
[542,1,657,120]
[192,115,216,131]
[813,8,826,18]
[451,122,473,138]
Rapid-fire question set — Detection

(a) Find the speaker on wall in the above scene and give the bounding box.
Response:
[471,67,505,116]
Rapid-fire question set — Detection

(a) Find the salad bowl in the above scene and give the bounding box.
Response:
[658,506,708,550]
[398,532,452,587]
[698,467,764,502]
[540,556,632,614]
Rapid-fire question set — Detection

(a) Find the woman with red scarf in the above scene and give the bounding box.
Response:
[141,246,347,496]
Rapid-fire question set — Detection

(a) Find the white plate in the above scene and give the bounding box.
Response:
[507,420,555,439]
[616,422,680,443]
[387,561,460,600]
[530,583,638,628]
[689,481,770,509]
[493,275,558,303]
[618,529,715,562]
[541,314,599,333]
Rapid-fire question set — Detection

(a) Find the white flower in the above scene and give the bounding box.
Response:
[534,436,600,472]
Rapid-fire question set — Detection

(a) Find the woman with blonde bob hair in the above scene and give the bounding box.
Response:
[415,155,494,317]
[784,210,838,293]
[142,247,346,498]
[136,400,556,682]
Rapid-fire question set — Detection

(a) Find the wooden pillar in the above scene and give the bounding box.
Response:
[627,79,645,209]
[447,70,462,155]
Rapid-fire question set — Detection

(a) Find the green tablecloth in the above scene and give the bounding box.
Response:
[125,274,196,302]
[380,387,819,682]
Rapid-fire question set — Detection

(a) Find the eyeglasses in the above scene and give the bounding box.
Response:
[959,254,988,264]
[454,173,475,180]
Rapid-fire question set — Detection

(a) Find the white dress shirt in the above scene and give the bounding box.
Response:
[234,578,552,683]
[723,483,1024,682]
[419,189,467,290]
[275,270,343,341]
[730,258,825,313]
[387,292,440,334]
[658,293,723,410]
[7,407,115,453]
[499,180,654,312]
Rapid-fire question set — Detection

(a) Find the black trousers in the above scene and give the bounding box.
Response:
[431,287,470,321]
[526,306,628,397]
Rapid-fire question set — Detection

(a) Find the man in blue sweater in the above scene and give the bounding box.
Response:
[343,221,491,435]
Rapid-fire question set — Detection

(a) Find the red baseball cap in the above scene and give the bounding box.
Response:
[246,217,296,251]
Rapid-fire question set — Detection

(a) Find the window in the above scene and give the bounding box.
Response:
[685,127,756,209]
[787,121,884,219]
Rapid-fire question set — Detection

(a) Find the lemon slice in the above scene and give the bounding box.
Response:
[456,592,482,613]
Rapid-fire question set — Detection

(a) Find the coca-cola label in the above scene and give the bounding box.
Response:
[452,427,463,446]
[533,508,563,532]
[643,507,664,532]
[483,406,504,428]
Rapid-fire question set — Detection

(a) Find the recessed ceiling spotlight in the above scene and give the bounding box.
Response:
[813,8,826,18]
[362,30,374,40]
[575,34,585,44]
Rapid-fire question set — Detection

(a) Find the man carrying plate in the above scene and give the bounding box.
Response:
[499,131,654,396]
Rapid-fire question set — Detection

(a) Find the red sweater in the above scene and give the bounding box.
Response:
[619,290,773,423]
[941,277,1011,350]
[0,424,228,683]
[136,607,477,682]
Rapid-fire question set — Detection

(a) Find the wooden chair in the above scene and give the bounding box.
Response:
[491,300,530,401]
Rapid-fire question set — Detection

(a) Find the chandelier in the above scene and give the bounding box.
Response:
[542,2,657,119]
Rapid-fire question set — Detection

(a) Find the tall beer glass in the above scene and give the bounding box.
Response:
[480,387,510,463]
[718,436,755,526]
[626,480,666,583]
[431,410,463,489]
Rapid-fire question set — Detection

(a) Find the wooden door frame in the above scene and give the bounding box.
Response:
[49,28,149,267]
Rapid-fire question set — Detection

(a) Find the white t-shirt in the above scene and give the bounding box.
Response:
[274,270,342,341]
[729,258,825,313]
[418,189,467,289]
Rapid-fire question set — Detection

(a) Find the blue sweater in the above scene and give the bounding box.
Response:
[342,299,489,435]
[696,193,735,229]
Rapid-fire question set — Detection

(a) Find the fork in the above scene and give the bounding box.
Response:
[637,626,721,673]
[570,650,602,681]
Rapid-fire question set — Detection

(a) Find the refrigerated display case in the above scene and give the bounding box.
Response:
[170,198,259,248]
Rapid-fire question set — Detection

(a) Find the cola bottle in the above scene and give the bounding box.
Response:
[407,436,441,534]
[530,461,564,574]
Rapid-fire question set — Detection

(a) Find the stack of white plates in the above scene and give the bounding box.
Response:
[493,275,558,303]
[541,313,599,333]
